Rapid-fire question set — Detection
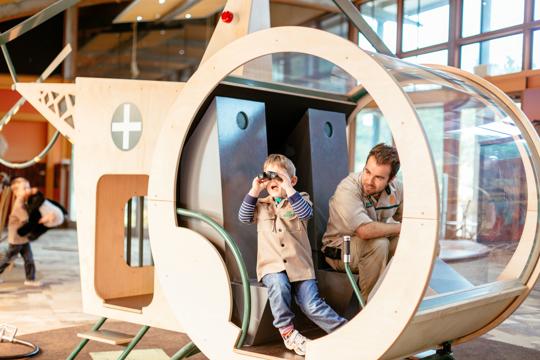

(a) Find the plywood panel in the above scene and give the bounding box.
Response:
[523,88,540,121]
[95,174,153,301]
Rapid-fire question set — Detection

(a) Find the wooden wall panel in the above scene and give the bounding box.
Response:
[523,88,540,122]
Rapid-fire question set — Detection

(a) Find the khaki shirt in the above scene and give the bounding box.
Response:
[322,172,403,250]
[254,193,315,282]
[8,199,29,245]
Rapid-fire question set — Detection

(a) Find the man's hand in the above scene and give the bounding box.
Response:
[248,176,268,197]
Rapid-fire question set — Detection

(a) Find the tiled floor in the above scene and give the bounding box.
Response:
[0,229,539,355]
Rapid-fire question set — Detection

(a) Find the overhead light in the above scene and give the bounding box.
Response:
[185,13,192,19]
[179,49,185,55]
[159,0,166,4]
[136,16,143,22]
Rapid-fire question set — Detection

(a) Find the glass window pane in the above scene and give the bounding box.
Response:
[462,0,481,37]
[402,49,448,65]
[459,34,523,76]
[354,110,393,171]
[534,30,540,70]
[367,54,535,292]
[460,43,480,73]
[403,0,449,52]
[269,53,357,94]
[462,0,524,37]
[319,14,348,38]
[482,34,523,75]
[536,0,540,20]
[359,0,397,53]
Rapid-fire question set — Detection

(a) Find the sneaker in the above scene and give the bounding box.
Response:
[24,280,42,287]
[283,329,309,356]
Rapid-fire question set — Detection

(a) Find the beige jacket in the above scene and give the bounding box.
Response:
[254,193,315,282]
[8,199,29,245]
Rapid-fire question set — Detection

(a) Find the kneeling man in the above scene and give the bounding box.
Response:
[322,143,402,300]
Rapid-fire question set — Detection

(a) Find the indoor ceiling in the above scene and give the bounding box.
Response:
[0,0,364,81]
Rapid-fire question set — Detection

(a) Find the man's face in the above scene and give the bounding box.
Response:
[361,156,392,196]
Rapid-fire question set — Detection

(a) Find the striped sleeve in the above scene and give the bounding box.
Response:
[238,194,258,223]
[289,192,313,220]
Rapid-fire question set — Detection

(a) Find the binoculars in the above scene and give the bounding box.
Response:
[257,171,281,180]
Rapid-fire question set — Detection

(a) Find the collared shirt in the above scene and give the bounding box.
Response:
[322,172,403,250]
[248,192,316,282]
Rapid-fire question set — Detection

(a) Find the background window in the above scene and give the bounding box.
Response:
[459,34,523,76]
[320,14,349,38]
[402,0,449,52]
[533,30,540,70]
[358,0,397,53]
[536,0,540,20]
[462,0,525,38]
[354,110,393,171]
[460,43,480,74]
[402,49,448,65]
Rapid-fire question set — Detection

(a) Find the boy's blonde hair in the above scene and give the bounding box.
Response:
[10,177,29,190]
[264,154,296,177]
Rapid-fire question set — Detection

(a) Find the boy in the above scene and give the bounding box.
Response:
[238,154,346,356]
[0,177,42,286]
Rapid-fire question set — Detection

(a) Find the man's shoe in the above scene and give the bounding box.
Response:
[24,280,42,287]
[283,330,309,356]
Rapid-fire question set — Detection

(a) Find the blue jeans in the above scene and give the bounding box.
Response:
[261,271,346,333]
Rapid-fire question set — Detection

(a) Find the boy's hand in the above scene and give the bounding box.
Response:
[277,171,295,196]
[248,176,267,197]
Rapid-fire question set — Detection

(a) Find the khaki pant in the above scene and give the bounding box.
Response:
[325,236,398,301]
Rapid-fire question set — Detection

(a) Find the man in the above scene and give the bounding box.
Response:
[322,143,402,300]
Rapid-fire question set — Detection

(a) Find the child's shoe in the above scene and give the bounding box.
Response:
[24,279,42,287]
[283,329,309,356]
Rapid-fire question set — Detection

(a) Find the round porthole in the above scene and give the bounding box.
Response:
[324,121,333,138]
[236,111,249,130]
[111,102,143,151]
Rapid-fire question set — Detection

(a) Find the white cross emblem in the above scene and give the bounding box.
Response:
[111,103,143,151]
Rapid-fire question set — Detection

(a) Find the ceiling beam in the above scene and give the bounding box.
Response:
[0,0,129,22]
[0,0,56,23]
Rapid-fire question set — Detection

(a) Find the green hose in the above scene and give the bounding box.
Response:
[343,236,365,309]
[170,341,199,360]
[345,262,365,308]
[174,208,251,357]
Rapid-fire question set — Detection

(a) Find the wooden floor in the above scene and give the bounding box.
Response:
[235,328,325,359]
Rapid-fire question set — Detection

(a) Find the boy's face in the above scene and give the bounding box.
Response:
[12,181,30,198]
[263,163,296,198]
